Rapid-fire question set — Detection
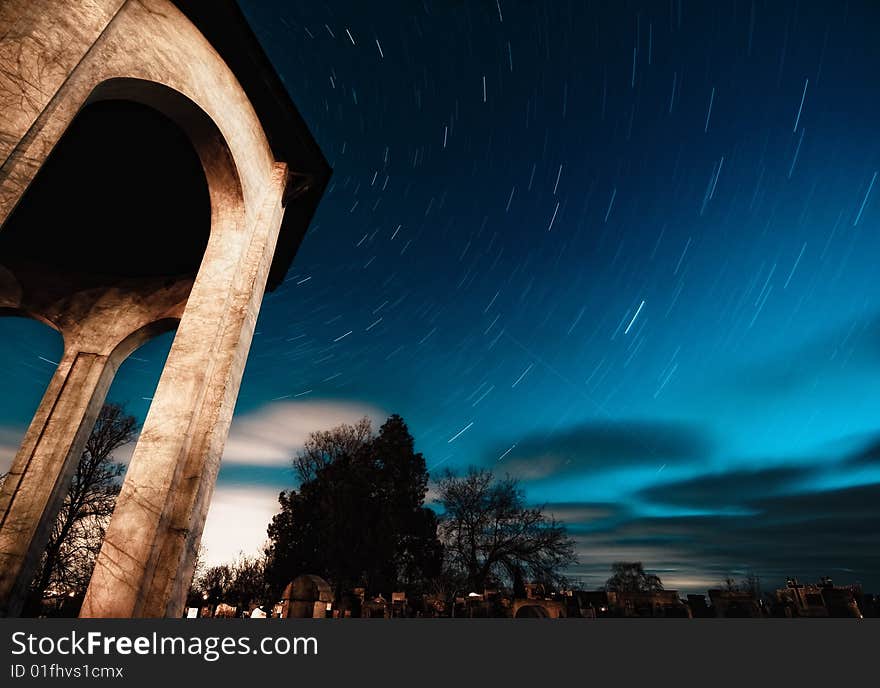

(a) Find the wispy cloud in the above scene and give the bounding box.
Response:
[544,502,621,525]
[201,485,281,567]
[558,479,880,593]
[221,399,387,466]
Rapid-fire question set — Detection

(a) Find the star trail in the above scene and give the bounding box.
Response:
[2,0,880,591]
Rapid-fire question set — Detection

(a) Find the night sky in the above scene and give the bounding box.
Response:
[2,0,880,593]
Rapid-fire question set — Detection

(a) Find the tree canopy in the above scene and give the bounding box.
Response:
[604,562,664,593]
[189,553,271,612]
[265,415,442,598]
[436,467,577,594]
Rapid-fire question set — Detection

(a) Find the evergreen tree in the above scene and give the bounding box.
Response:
[265,415,441,599]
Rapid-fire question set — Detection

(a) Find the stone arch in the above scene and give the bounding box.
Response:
[2,100,209,279]
[109,318,183,368]
[281,575,334,619]
[0,76,245,359]
[86,77,246,250]
[0,77,237,617]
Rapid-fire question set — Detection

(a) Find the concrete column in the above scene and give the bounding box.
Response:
[0,348,117,617]
[81,164,288,618]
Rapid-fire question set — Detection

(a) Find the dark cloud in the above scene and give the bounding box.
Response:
[562,482,880,593]
[746,485,880,540]
[489,420,711,480]
[638,466,797,510]
[637,430,880,513]
[670,484,880,584]
[480,426,880,591]
[554,431,880,591]
[845,437,880,469]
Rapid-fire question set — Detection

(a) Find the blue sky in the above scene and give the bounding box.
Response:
[2,0,880,592]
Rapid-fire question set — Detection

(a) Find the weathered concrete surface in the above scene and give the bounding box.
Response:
[0,0,329,617]
[0,0,276,233]
[81,163,287,617]
[0,350,117,613]
[0,0,126,166]
[0,265,195,616]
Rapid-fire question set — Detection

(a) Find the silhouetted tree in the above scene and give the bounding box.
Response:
[604,562,664,593]
[292,416,373,483]
[226,553,271,611]
[265,415,442,599]
[189,553,271,612]
[723,572,761,597]
[26,403,135,615]
[436,468,577,594]
[745,572,761,599]
[193,564,232,607]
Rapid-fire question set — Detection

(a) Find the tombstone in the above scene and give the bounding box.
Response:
[336,588,364,618]
[213,602,238,619]
[390,591,407,618]
[280,575,334,619]
[0,0,330,617]
[363,594,389,619]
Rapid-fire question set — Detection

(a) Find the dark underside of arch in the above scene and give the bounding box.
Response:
[0,100,210,280]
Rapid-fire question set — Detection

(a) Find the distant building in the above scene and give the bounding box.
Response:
[773,578,863,618]
[707,589,763,618]
[613,590,691,618]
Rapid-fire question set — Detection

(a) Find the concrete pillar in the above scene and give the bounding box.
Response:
[0,348,117,616]
[80,164,288,618]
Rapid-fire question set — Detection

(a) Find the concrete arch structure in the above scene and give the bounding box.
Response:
[0,0,330,617]
[511,599,565,619]
[281,575,334,619]
[514,604,551,619]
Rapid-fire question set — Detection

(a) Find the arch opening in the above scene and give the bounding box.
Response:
[0,99,211,281]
